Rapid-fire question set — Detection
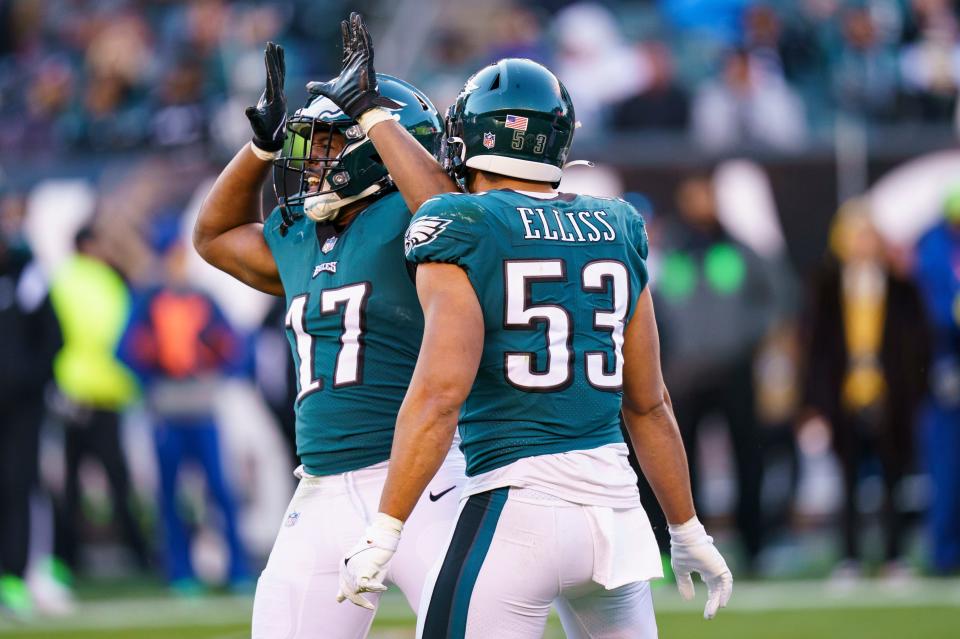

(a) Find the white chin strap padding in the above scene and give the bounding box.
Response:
[563,160,594,169]
[465,154,562,182]
[449,136,467,162]
[303,183,382,222]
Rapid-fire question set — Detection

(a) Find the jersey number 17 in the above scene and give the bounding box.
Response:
[285,282,370,400]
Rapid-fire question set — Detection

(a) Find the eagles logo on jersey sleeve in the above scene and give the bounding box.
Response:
[404,194,490,268]
[404,216,452,256]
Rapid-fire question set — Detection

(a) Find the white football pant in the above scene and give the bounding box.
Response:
[252,447,465,639]
[416,487,658,639]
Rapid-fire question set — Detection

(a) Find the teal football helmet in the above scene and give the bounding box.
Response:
[274,74,442,224]
[441,58,576,185]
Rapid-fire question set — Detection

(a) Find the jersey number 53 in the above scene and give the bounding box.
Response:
[504,259,628,392]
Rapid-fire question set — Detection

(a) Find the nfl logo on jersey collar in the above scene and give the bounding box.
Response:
[322,235,339,254]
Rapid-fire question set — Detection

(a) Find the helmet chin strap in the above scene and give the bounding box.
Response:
[449,136,467,163]
[303,183,383,222]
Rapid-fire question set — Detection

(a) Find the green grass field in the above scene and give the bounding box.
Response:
[2,580,959,638]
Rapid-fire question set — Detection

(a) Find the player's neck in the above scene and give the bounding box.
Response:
[468,171,557,195]
[332,200,367,230]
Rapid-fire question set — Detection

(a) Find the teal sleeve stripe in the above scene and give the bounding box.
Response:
[421,487,509,638]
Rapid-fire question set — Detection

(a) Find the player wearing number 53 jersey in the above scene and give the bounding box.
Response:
[194,26,464,638]
[407,188,664,638]
[407,189,650,476]
[338,58,734,638]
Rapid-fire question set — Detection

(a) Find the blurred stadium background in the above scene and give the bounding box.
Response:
[2,0,960,637]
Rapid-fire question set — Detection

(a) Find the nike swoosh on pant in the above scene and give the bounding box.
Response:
[429,486,456,502]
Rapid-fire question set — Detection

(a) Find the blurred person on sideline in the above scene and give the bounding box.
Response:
[654,173,778,573]
[766,0,834,93]
[117,226,249,594]
[418,28,482,118]
[742,3,787,76]
[552,2,651,130]
[6,57,76,156]
[75,70,148,151]
[914,187,960,574]
[70,6,153,151]
[0,192,62,618]
[831,3,901,122]
[611,41,691,132]
[692,48,807,151]
[150,58,210,150]
[48,224,149,577]
[899,0,960,122]
[804,201,930,580]
[485,2,550,63]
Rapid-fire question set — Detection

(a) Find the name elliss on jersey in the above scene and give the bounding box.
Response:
[515,207,617,243]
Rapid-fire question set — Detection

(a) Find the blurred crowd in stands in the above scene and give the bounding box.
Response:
[2,0,960,160]
[1,0,960,622]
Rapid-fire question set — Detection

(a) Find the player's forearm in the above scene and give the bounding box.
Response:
[379,395,459,522]
[377,264,482,520]
[194,143,272,257]
[193,144,283,295]
[365,119,458,213]
[622,391,696,525]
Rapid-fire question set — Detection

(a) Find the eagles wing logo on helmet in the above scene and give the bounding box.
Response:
[301,96,347,120]
[404,216,452,256]
[302,96,408,121]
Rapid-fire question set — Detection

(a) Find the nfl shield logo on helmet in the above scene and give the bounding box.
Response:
[322,236,338,254]
[483,132,496,149]
[284,511,300,527]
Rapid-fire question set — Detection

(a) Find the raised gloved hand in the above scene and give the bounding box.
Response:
[306,12,400,121]
[669,516,733,619]
[245,41,287,155]
[336,512,402,610]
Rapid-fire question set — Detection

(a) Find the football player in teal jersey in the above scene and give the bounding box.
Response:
[193,21,464,637]
[337,58,733,637]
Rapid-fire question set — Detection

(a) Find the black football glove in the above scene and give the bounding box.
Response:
[306,12,400,120]
[245,41,287,152]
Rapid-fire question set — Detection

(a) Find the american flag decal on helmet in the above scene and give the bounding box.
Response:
[503,115,530,131]
[405,216,452,256]
[504,115,529,131]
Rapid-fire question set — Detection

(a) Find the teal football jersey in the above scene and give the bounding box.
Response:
[405,189,649,477]
[264,191,424,475]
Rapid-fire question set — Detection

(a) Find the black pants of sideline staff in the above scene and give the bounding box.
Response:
[628,359,764,570]
[54,408,150,572]
[0,398,42,579]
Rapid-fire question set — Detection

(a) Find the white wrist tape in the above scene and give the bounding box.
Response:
[357,107,394,135]
[364,512,403,553]
[668,516,710,544]
[249,141,282,161]
[372,512,404,536]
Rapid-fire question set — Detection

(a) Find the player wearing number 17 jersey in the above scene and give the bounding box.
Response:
[194,29,464,638]
[338,58,733,638]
